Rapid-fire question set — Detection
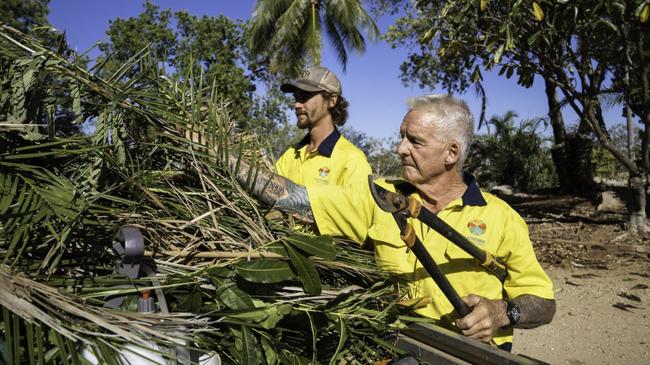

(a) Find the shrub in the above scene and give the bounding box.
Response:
[466,112,558,192]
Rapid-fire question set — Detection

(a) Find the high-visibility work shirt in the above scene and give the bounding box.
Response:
[307,176,554,345]
[275,129,371,187]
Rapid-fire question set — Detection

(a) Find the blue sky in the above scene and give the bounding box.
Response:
[48,0,623,140]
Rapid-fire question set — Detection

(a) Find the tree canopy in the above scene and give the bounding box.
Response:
[380,0,650,229]
[97,2,286,133]
[0,0,50,32]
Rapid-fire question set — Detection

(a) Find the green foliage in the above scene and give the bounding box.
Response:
[340,126,402,178]
[592,144,625,180]
[0,0,50,33]
[99,2,175,76]
[97,1,288,135]
[367,134,403,179]
[249,0,380,76]
[0,1,82,136]
[382,0,650,182]
[592,123,642,180]
[282,234,337,261]
[0,308,84,364]
[235,260,297,283]
[0,25,415,364]
[380,1,483,99]
[466,112,557,192]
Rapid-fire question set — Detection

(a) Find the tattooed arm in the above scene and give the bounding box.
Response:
[228,155,314,222]
[178,125,314,221]
[455,294,556,343]
[509,294,556,329]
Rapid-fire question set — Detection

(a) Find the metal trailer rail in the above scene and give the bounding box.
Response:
[397,323,549,365]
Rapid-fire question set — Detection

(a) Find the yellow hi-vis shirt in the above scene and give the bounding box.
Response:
[275,129,371,187]
[307,176,554,346]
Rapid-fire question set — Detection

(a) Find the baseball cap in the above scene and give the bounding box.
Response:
[280,66,342,95]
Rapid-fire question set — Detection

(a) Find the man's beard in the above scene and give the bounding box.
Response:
[296,112,310,129]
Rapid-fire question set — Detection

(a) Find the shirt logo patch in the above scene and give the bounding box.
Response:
[467,219,486,235]
[318,167,330,178]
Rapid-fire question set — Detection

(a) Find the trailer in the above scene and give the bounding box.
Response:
[396,322,548,365]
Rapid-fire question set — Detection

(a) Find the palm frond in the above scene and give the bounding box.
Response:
[248,0,293,54]
[248,0,379,75]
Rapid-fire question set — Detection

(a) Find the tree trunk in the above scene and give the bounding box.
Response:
[544,77,571,191]
[310,0,320,65]
[628,174,648,233]
[564,131,597,195]
[544,78,597,194]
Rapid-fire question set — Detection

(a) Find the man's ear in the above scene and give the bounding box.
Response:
[328,94,338,108]
[445,141,461,165]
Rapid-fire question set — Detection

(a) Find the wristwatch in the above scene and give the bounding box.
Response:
[504,300,521,327]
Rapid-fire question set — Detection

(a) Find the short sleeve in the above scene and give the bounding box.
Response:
[307,180,375,244]
[499,209,555,299]
[340,153,372,186]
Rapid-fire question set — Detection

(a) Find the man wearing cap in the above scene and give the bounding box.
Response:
[275,66,371,188]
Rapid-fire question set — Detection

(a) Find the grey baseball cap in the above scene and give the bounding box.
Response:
[281,66,342,95]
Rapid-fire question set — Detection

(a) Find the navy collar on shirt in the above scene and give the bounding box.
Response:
[392,172,487,207]
[462,173,487,206]
[295,129,341,157]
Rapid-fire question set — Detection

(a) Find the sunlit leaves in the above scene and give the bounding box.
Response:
[637,2,650,23]
[286,243,322,295]
[0,163,93,270]
[493,44,504,64]
[532,2,545,22]
[6,56,45,124]
[480,0,489,12]
[248,0,380,76]
[384,0,650,197]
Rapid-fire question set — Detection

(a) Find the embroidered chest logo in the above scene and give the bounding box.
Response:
[318,167,330,178]
[467,219,486,235]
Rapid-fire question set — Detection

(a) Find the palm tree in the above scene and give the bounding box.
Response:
[248,0,380,76]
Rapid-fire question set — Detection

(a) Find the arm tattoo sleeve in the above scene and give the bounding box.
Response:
[228,155,314,222]
[274,181,314,222]
[512,294,556,329]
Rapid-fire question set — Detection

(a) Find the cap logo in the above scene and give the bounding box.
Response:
[467,219,486,235]
[302,70,311,78]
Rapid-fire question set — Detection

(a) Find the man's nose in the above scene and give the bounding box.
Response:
[396,138,408,156]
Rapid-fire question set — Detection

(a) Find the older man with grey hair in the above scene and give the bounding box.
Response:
[231,94,555,351]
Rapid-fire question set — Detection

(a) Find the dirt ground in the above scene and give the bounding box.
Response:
[503,193,650,365]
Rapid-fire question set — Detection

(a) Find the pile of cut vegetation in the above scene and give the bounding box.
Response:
[0,25,414,364]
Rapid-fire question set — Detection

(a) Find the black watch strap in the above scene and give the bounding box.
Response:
[504,300,521,328]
